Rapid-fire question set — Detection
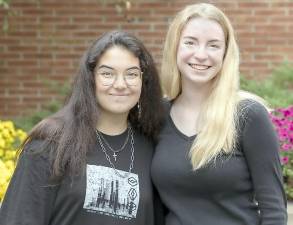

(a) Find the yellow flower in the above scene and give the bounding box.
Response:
[17,131,27,142]
[0,123,4,131]
[6,136,14,145]
[0,182,9,201]
[4,150,17,160]
[4,160,15,172]
[1,129,10,139]
[0,120,27,202]
[2,121,14,130]
[10,129,16,137]
[0,139,5,148]
[0,160,10,179]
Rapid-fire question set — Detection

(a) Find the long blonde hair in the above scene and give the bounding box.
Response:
[161,3,262,170]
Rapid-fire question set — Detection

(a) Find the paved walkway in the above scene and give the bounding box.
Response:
[288,202,293,225]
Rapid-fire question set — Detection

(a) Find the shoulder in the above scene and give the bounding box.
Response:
[236,99,276,141]
[29,114,66,141]
[237,99,269,122]
[22,139,46,154]
[20,139,56,166]
[236,99,271,135]
[24,137,57,152]
[13,140,54,182]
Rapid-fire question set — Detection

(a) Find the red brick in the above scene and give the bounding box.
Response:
[12,17,39,23]
[271,2,293,7]
[0,96,21,103]
[254,25,286,33]
[254,9,286,16]
[241,62,268,68]
[23,53,52,59]
[40,17,70,23]
[238,2,269,8]
[255,38,286,45]
[0,53,21,59]
[8,88,38,95]
[1,0,293,118]
[254,54,284,61]
[7,60,37,67]
[8,31,37,37]
[8,46,38,52]
[0,38,20,45]
[22,9,53,16]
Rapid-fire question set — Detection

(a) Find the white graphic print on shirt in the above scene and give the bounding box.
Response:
[83,165,140,220]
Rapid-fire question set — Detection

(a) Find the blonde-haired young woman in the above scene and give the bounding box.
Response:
[151,3,287,225]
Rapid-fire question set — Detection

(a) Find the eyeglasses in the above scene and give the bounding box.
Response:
[96,67,143,86]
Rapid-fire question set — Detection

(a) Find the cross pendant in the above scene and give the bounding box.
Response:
[113,152,117,161]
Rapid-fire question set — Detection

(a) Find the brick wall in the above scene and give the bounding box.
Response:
[0,0,292,118]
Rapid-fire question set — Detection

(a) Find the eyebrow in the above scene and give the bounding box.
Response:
[183,36,224,43]
[97,65,141,70]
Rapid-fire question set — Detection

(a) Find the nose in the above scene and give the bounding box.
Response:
[112,74,127,89]
[193,46,208,61]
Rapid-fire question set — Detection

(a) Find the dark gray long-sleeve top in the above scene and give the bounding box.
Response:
[151,100,287,225]
[0,129,165,225]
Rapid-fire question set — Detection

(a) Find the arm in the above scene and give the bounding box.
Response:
[0,140,59,225]
[241,102,287,225]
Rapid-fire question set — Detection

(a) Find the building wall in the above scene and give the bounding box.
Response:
[0,0,292,118]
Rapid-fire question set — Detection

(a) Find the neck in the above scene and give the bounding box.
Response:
[96,111,128,135]
[177,79,212,111]
[170,80,212,136]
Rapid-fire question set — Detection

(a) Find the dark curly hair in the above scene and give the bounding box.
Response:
[24,30,164,179]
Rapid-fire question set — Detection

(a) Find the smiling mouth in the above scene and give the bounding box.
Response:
[188,63,211,70]
[110,94,129,97]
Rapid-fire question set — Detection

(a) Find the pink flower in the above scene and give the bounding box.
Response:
[282,156,289,165]
[281,143,292,151]
[290,124,293,132]
[270,105,293,152]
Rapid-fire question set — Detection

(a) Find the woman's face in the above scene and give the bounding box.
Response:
[95,45,142,117]
[176,17,226,85]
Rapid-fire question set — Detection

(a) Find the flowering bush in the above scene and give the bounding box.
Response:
[0,120,27,202]
[270,105,293,199]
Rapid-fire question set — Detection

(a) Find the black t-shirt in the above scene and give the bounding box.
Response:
[151,100,287,225]
[0,128,162,225]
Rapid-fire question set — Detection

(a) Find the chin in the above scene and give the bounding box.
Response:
[108,105,134,115]
[186,76,211,84]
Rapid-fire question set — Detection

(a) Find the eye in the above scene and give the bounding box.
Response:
[125,70,140,79]
[208,43,222,49]
[99,70,114,78]
[184,41,194,46]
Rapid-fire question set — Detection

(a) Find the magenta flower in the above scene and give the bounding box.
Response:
[281,156,289,165]
[281,143,291,151]
[270,105,293,160]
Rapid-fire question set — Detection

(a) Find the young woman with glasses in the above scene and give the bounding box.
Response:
[0,31,164,225]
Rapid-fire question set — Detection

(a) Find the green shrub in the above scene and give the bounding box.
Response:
[240,63,293,108]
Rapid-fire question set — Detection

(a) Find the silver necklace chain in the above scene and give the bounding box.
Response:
[96,126,135,178]
[98,127,130,153]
